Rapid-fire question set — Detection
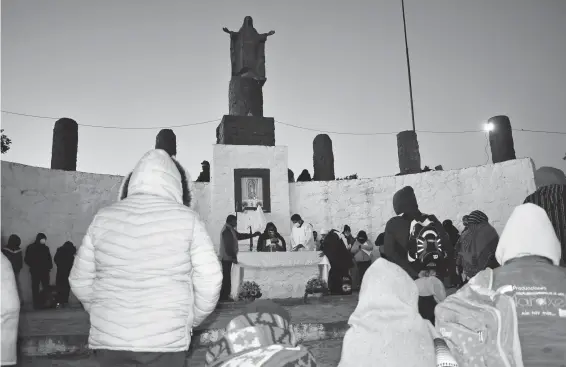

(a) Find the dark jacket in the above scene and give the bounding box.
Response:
[2,234,23,274]
[493,257,566,367]
[54,241,77,274]
[257,223,286,252]
[524,184,566,264]
[384,186,451,279]
[322,230,353,272]
[220,225,255,261]
[24,233,53,274]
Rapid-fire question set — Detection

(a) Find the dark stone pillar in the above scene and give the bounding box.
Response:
[51,118,78,171]
[155,129,177,157]
[313,134,335,181]
[397,130,421,175]
[229,77,264,117]
[288,169,295,183]
[488,115,516,163]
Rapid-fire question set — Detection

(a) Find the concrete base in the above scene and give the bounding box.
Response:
[216,115,275,146]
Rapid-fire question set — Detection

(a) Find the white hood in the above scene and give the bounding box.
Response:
[338,259,435,367]
[118,149,195,209]
[496,203,561,265]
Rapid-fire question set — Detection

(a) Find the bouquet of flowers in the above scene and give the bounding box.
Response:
[305,277,328,295]
[238,281,263,302]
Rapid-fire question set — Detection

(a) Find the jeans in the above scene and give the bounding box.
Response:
[30,271,50,308]
[220,260,233,300]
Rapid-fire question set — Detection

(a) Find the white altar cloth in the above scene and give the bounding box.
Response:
[230,251,324,300]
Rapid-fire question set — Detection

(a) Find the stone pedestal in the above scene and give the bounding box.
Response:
[208,144,290,251]
[397,130,421,174]
[229,76,264,117]
[216,115,275,146]
[51,118,78,171]
[488,115,516,164]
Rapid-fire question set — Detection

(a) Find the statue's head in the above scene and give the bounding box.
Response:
[243,16,254,27]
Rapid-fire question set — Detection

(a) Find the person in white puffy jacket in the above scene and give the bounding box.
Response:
[1,253,20,366]
[69,149,222,367]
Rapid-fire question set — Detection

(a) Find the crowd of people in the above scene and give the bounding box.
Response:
[1,232,77,309]
[1,148,565,366]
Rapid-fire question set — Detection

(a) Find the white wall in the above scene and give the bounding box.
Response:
[290,158,536,241]
[1,157,536,304]
[209,144,291,249]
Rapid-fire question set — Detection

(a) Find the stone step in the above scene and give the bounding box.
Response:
[19,339,344,367]
[19,296,356,358]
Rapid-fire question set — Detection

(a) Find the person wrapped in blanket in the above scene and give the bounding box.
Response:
[205,300,317,367]
[338,258,458,367]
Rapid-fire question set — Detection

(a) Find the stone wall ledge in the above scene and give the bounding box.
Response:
[19,296,357,357]
[20,321,350,357]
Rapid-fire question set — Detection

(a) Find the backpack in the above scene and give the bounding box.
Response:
[408,216,447,272]
[435,269,524,367]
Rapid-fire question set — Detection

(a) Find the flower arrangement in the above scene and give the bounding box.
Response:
[304,277,328,303]
[238,281,263,302]
[305,277,328,295]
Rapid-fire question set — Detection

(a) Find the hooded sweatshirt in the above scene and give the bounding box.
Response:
[1,254,20,366]
[2,235,23,274]
[338,259,436,367]
[384,186,450,279]
[69,149,222,353]
[24,233,52,274]
[492,203,566,367]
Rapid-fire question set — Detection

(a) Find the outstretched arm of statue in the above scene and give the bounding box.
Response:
[222,27,237,36]
[259,30,275,40]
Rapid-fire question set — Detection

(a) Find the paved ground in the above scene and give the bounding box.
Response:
[20,295,359,337]
[20,339,344,367]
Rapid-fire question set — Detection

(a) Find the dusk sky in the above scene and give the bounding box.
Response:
[2,0,565,179]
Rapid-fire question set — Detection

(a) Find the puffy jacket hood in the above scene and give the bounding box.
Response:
[393,186,419,215]
[118,149,195,209]
[496,203,561,265]
[339,259,435,366]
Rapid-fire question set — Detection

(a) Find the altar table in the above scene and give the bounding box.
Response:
[230,251,323,300]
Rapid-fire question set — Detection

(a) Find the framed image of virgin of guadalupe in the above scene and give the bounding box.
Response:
[234,168,271,212]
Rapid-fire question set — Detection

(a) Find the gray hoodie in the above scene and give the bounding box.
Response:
[492,203,566,367]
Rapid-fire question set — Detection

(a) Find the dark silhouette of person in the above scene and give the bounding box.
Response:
[296,169,312,182]
[219,215,260,301]
[2,234,23,276]
[24,233,53,309]
[2,234,23,304]
[54,241,77,305]
[196,160,210,182]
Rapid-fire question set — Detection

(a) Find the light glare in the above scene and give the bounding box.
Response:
[484,122,494,132]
